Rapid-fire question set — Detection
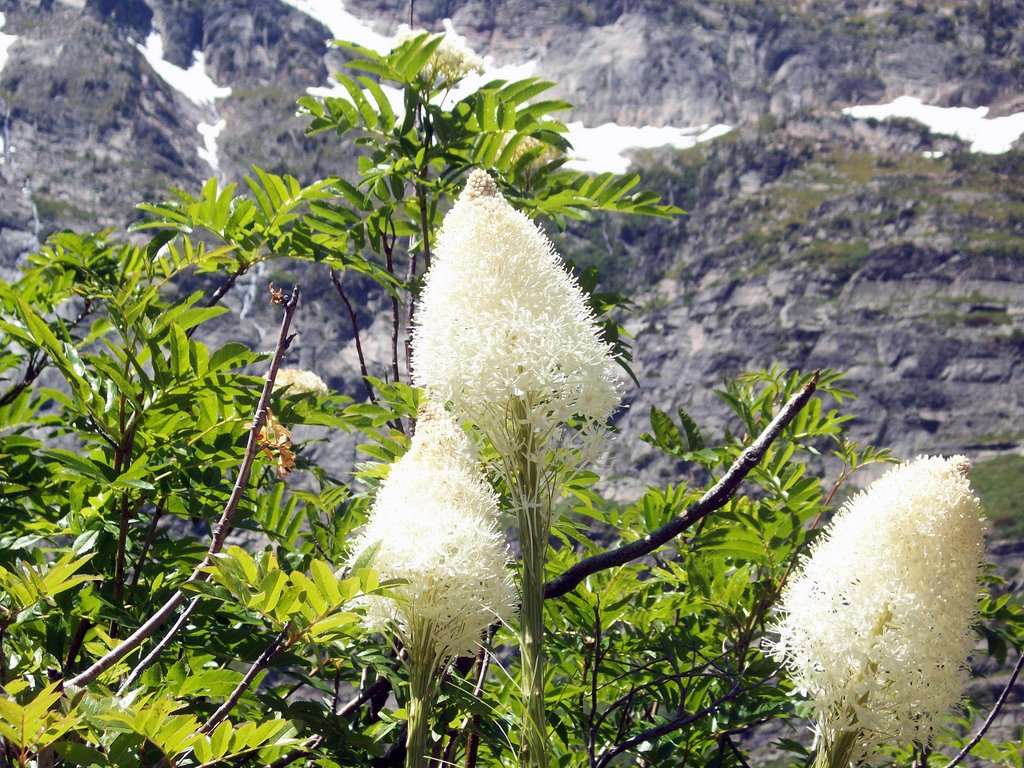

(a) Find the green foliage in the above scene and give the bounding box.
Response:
[0,24,1019,768]
[972,454,1024,538]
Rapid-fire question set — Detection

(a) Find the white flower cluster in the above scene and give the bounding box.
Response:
[395,26,484,87]
[769,455,986,764]
[350,402,516,660]
[274,367,329,396]
[411,170,621,465]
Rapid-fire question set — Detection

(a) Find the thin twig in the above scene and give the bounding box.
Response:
[331,269,377,405]
[117,596,202,696]
[339,674,392,718]
[939,650,1024,768]
[270,659,404,767]
[266,738,320,768]
[67,286,301,689]
[204,261,249,309]
[199,629,290,734]
[128,505,165,596]
[0,298,94,407]
[721,734,753,768]
[380,219,402,386]
[0,352,46,408]
[463,631,494,768]
[545,372,819,600]
[587,604,602,768]
[594,679,755,768]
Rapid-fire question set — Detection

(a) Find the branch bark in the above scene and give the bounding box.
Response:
[940,649,1024,768]
[332,269,378,405]
[545,371,819,600]
[67,286,301,689]
[199,629,289,734]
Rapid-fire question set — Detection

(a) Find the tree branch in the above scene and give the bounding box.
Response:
[0,298,94,407]
[331,269,378,405]
[199,628,289,734]
[116,596,202,696]
[67,286,301,689]
[940,649,1024,768]
[594,677,762,768]
[545,371,819,600]
[203,260,250,310]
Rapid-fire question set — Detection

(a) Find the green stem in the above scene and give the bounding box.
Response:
[519,511,549,768]
[512,398,550,768]
[813,728,858,768]
[406,622,440,768]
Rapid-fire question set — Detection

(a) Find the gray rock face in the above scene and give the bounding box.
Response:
[1,0,1023,480]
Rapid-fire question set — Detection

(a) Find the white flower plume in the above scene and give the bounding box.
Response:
[411,169,622,465]
[768,455,987,765]
[350,402,517,659]
[274,367,328,396]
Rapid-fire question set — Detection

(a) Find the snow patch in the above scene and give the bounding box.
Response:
[135,32,231,108]
[843,96,1024,154]
[0,12,16,165]
[0,12,19,74]
[280,0,394,53]
[198,120,227,172]
[135,31,231,173]
[290,4,733,174]
[564,122,734,174]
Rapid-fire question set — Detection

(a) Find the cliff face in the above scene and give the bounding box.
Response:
[1,0,1023,484]
[607,121,1024,495]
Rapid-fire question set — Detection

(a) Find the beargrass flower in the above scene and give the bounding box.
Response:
[412,169,621,768]
[349,401,516,768]
[350,401,516,659]
[274,367,328,396]
[768,455,986,768]
[412,168,621,466]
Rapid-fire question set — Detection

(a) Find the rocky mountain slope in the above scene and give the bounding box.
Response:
[2,0,1024,513]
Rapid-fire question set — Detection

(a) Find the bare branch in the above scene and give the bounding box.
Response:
[545,372,820,600]
[594,678,760,768]
[204,260,249,309]
[331,269,378,405]
[117,596,202,696]
[267,737,320,768]
[381,219,402,386]
[67,286,301,689]
[939,650,1024,768]
[339,674,392,719]
[199,629,289,734]
[0,298,94,407]
[463,630,494,768]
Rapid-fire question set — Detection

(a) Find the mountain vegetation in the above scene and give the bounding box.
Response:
[0,1,1022,766]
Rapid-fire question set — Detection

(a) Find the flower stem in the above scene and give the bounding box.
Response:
[519,510,549,768]
[407,622,440,768]
[813,729,858,768]
[512,398,550,768]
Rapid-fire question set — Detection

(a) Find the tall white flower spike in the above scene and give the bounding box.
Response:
[349,401,516,768]
[769,455,987,768]
[350,401,516,660]
[412,169,622,768]
[412,168,621,464]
